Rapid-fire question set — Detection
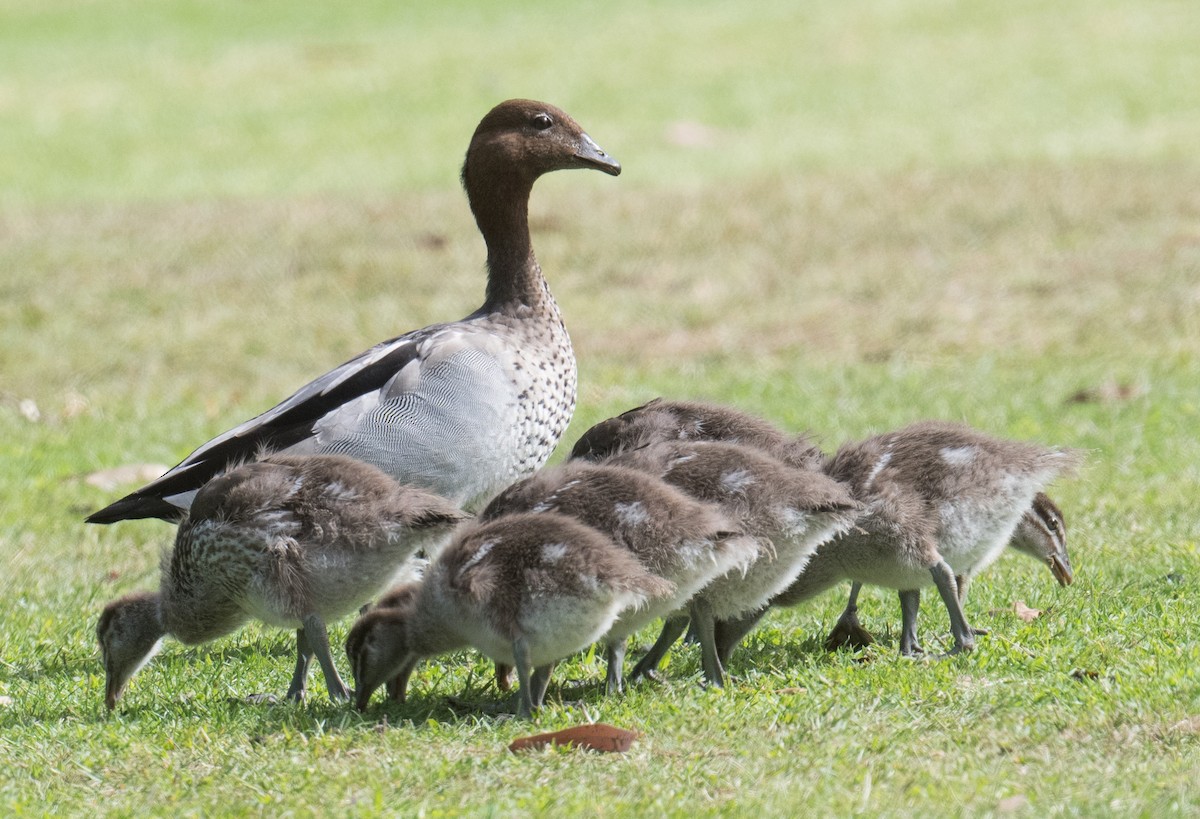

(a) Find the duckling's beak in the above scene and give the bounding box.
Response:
[1048,552,1074,587]
[104,671,125,711]
[354,683,376,712]
[574,133,621,176]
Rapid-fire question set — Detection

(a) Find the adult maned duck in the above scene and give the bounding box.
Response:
[87,99,621,524]
[96,455,467,709]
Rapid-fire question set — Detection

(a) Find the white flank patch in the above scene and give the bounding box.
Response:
[459,538,498,575]
[541,542,569,563]
[720,468,756,494]
[322,481,360,502]
[614,501,648,526]
[939,446,977,467]
[864,450,892,489]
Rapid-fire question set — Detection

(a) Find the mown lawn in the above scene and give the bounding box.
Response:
[2,0,1198,815]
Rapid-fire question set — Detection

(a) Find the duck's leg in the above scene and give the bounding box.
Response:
[898,590,924,656]
[929,560,975,654]
[284,627,315,701]
[302,613,352,701]
[605,640,626,695]
[690,598,725,687]
[713,608,768,669]
[629,615,689,683]
[954,573,987,635]
[825,582,876,651]
[512,636,536,718]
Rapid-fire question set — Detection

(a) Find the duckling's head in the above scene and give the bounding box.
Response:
[569,399,674,462]
[345,600,418,711]
[96,591,166,710]
[1010,492,1073,586]
[462,99,621,194]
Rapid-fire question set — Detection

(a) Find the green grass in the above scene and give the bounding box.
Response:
[2,0,1200,815]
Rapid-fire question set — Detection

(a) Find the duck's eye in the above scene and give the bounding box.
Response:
[531,113,554,130]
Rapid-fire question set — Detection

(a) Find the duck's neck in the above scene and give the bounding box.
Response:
[468,172,551,312]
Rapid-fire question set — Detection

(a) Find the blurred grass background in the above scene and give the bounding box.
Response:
[2,0,1199,814]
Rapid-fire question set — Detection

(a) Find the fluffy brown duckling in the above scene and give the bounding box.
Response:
[570,397,826,471]
[96,455,467,709]
[346,511,673,717]
[478,461,759,693]
[823,491,1073,651]
[713,421,1080,659]
[596,440,861,686]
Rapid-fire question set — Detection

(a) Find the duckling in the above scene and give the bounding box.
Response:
[88,99,621,525]
[346,511,674,717]
[571,397,826,471]
[713,422,1080,659]
[597,441,860,686]
[96,455,467,709]
[479,461,759,693]
[823,492,1073,650]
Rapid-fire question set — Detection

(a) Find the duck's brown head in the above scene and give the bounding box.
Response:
[462,99,620,192]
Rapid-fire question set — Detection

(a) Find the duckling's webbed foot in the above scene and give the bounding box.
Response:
[825,582,875,651]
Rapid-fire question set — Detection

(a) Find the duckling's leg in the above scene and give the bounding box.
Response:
[690,598,726,687]
[302,613,352,701]
[629,615,689,683]
[386,658,418,702]
[512,635,536,718]
[898,590,924,656]
[285,627,315,701]
[954,573,987,636]
[495,663,515,692]
[929,560,975,655]
[530,662,555,708]
[825,583,876,651]
[713,609,768,669]
[605,640,627,695]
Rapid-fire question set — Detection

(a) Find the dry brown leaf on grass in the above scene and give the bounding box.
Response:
[1013,600,1042,622]
[508,723,638,754]
[84,464,170,491]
